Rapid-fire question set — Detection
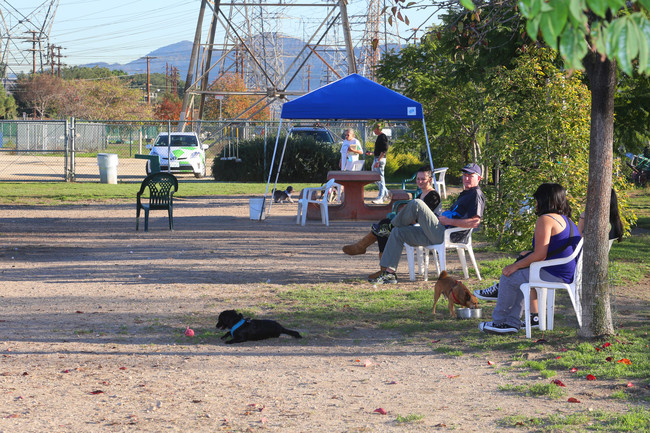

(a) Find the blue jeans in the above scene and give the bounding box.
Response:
[372,157,387,200]
[379,199,446,271]
[492,268,563,328]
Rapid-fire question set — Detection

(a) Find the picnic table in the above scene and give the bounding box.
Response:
[306,170,410,220]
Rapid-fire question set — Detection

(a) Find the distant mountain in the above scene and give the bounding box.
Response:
[81,37,397,94]
[82,41,194,79]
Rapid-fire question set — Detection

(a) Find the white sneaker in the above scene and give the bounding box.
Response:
[371,198,385,204]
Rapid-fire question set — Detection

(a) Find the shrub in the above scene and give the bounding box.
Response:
[212,136,339,182]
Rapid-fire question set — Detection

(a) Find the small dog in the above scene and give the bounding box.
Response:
[432,271,479,318]
[216,309,302,344]
[273,186,294,203]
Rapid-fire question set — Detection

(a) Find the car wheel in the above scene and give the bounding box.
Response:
[195,163,206,178]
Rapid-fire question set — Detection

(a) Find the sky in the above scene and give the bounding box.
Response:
[10,0,440,73]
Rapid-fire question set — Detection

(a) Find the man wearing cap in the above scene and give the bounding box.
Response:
[369,163,485,284]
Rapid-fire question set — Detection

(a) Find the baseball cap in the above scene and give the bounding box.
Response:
[461,163,482,176]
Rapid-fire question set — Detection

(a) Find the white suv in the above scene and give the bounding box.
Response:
[147,132,209,178]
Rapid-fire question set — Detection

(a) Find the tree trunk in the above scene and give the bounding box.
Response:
[580,52,616,337]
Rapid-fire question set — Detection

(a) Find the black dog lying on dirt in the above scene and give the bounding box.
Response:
[216,310,302,344]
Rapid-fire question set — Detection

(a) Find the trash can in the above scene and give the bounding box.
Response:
[97,153,119,184]
[249,198,266,220]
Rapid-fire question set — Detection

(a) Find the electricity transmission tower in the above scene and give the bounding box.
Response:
[180,0,394,124]
[0,0,60,82]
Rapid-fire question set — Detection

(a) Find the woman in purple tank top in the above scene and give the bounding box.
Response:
[478,183,582,335]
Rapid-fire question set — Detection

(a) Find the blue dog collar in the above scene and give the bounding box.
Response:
[230,318,246,336]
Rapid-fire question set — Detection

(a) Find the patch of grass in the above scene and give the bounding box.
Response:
[498,382,566,399]
[74,329,93,335]
[432,345,464,357]
[499,407,650,431]
[611,390,628,400]
[395,413,424,423]
[546,331,650,380]
[0,181,325,204]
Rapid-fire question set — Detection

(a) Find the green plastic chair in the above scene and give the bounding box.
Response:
[401,172,421,199]
[136,172,178,232]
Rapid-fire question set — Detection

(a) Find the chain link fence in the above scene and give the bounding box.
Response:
[0,119,414,183]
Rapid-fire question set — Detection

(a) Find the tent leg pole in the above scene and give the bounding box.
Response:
[263,120,286,220]
[422,119,438,193]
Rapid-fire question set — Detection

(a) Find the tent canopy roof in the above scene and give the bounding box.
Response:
[280,73,423,120]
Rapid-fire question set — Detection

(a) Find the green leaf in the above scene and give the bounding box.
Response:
[559,23,589,70]
[606,19,624,57]
[568,0,588,27]
[540,13,560,49]
[615,19,633,75]
[549,0,569,29]
[526,14,542,40]
[624,18,640,69]
[636,15,650,74]
[586,0,609,18]
[591,22,608,56]
[606,0,626,10]
[460,0,476,11]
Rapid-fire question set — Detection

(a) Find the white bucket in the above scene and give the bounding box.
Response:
[97,153,119,184]
[249,198,266,220]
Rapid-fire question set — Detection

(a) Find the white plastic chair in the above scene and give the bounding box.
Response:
[433,167,448,198]
[405,227,482,281]
[296,178,341,226]
[519,238,584,338]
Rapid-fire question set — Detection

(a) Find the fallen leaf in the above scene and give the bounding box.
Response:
[434,423,447,427]
[617,358,632,365]
[555,356,562,359]
[75,311,84,314]
[90,390,104,394]
[5,414,19,418]
[363,360,372,367]
[191,400,202,403]
[606,357,613,362]
[62,369,70,373]
[586,374,596,381]
[551,379,566,387]
[535,339,547,344]
[445,374,460,379]
[119,367,127,370]
[387,380,398,385]
[627,382,634,388]
[374,408,387,415]
[594,346,601,351]
[559,348,568,352]
[570,367,578,373]
[431,339,441,344]
[568,397,581,403]
[602,342,612,348]
[487,361,494,366]
[22,372,28,376]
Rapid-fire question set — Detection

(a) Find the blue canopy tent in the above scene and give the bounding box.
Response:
[259,73,436,220]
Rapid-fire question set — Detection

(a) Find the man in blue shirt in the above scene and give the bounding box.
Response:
[369,163,485,284]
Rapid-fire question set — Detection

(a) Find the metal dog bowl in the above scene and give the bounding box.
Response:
[456,308,482,319]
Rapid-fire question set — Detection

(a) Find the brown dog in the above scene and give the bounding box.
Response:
[432,270,479,318]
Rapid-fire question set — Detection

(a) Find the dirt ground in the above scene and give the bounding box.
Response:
[0,194,647,432]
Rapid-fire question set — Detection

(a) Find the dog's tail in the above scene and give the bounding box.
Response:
[282,328,302,339]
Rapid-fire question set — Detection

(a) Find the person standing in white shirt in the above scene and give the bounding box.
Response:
[340,129,362,170]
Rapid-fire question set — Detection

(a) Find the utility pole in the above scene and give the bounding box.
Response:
[54,46,63,77]
[144,56,157,104]
[26,31,40,74]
